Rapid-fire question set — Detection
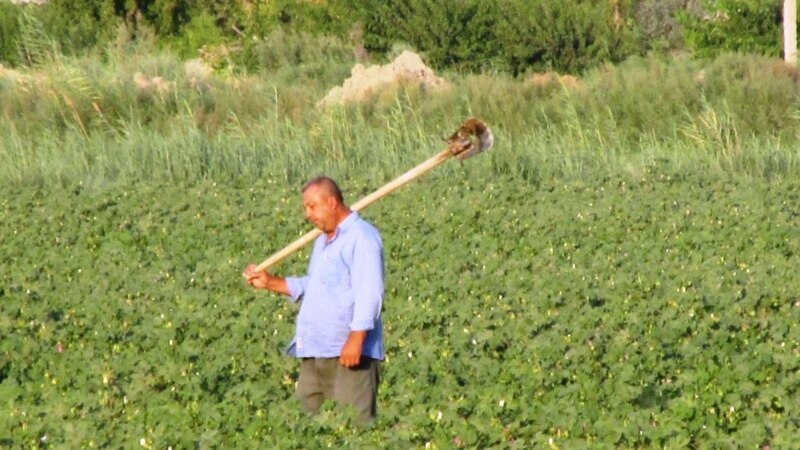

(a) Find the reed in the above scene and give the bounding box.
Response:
[2,35,800,189]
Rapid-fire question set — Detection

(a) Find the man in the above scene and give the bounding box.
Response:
[242,176,384,423]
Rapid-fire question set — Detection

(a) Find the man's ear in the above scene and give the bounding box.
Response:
[326,195,339,209]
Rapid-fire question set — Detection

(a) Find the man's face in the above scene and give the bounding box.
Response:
[303,185,337,233]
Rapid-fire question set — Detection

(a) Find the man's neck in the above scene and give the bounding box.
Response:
[326,208,353,240]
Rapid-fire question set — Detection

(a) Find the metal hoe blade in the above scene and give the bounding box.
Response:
[446,117,494,161]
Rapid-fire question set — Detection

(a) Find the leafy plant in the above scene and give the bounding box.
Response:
[2,172,799,447]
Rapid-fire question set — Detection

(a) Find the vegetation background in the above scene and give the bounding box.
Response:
[1,0,799,186]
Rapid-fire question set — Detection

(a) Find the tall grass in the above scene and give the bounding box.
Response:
[2,31,800,189]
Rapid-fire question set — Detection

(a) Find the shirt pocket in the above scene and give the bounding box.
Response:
[321,252,350,288]
[322,268,345,287]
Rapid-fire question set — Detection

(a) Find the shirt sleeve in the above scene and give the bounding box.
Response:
[284,276,307,302]
[349,232,384,331]
[285,237,322,302]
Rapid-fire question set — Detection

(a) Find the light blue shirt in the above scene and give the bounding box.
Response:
[284,212,385,360]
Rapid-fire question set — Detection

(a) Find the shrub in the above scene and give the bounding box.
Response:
[698,53,800,135]
[363,0,644,75]
[168,11,227,60]
[0,2,21,66]
[238,0,369,39]
[363,0,502,72]
[494,0,643,75]
[633,0,703,51]
[678,0,783,59]
[238,28,356,87]
[27,0,121,58]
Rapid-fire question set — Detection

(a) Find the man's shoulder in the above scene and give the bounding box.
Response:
[350,215,382,243]
[344,212,377,232]
[355,215,380,231]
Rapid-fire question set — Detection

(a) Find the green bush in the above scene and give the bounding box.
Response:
[494,0,643,75]
[168,11,226,60]
[0,1,247,67]
[236,0,368,40]
[0,2,21,66]
[633,0,701,51]
[363,0,502,72]
[699,53,800,135]
[27,0,121,59]
[363,0,643,75]
[678,0,783,59]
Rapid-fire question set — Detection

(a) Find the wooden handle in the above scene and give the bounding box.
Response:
[253,228,322,272]
[253,148,453,272]
[251,117,493,272]
[351,148,452,211]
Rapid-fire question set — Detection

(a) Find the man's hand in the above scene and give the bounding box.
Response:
[242,264,290,295]
[340,330,367,368]
[242,264,269,289]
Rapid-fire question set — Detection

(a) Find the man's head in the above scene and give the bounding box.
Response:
[302,176,349,234]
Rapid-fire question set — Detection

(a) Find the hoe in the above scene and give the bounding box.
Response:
[252,117,494,272]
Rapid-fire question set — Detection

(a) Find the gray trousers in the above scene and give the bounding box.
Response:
[296,357,380,423]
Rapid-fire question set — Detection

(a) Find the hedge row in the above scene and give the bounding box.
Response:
[0,0,790,74]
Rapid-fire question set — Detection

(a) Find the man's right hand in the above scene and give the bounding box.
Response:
[242,264,290,295]
[243,264,269,289]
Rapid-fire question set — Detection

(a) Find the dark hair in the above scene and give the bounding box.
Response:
[302,176,344,204]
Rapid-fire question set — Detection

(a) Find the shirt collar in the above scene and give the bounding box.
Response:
[326,211,358,243]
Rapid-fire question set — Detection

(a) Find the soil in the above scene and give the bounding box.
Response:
[319,51,449,106]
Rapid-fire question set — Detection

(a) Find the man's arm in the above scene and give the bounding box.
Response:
[242,264,291,296]
[340,233,384,367]
[349,234,385,330]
